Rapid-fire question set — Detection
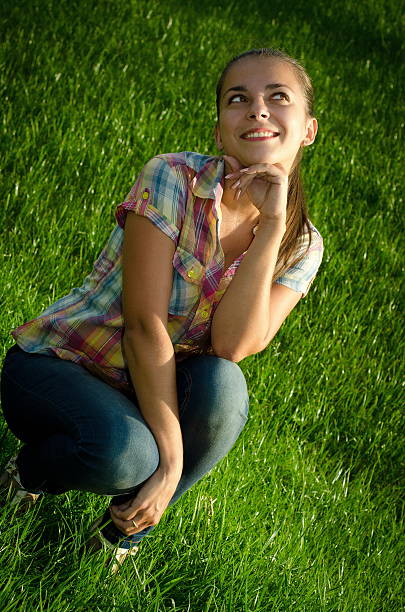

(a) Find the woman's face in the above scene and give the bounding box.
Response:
[216,57,317,172]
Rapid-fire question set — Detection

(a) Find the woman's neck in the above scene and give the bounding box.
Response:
[221,184,259,220]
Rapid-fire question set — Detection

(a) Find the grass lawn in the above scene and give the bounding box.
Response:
[0,0,403,610]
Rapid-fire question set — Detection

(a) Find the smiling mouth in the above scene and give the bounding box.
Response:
[240,130,280,141]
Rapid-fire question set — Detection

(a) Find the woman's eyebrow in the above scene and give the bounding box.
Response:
[222,85,248,99]
[222,83,294,99]
[265,83,294,92]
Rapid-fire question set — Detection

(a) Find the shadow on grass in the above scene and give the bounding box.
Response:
[1,0,402,69]
[162,0,402,66]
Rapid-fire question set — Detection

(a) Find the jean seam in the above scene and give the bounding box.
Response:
[177,367,192,417]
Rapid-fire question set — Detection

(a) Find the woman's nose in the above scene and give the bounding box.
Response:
[247,99,270,119]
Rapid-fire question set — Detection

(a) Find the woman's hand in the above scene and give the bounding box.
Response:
[109,468,180,535]
[223,155,289,224]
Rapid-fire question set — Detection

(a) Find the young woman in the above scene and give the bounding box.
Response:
[0,48,323,571]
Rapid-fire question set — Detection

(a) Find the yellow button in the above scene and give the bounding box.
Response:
[187,268,198,279]
[200,309,209,319]
[142,190,149,200]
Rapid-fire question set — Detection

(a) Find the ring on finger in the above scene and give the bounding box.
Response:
[132,519,139,528]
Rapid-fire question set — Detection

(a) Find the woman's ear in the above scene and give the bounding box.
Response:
[302,117,318,147]
[215,124,223,150]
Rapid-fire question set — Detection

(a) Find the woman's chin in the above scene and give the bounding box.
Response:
[239,152,281,167]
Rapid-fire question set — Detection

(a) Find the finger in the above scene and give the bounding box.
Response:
[239,163,286,179]
[124,514,155,534]
[235,173,257,195]
[237,171,282,197]
[110,514,133,534]
[231,173,259,193]
[239,163,274,174]
[110,505,129,521]
[111,513,148,536]
[111,493,138,513]
[127,517,147,533]
[239,167,264,175]
[125,506,152,527]
[111,507,131,520]
[115,501,131,512]
[110,504,142,522]
[239,169,278,180]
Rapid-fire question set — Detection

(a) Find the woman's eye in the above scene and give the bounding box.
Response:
[272,92,289,101]
[228,94,246,103]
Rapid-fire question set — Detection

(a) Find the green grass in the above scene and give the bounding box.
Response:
[0,0,403,610]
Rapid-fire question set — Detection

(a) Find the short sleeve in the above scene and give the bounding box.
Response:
[115,155,187,243]
[275,227,324,297]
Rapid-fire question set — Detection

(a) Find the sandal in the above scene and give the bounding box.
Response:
[86,515,139,574]
[0,456,42,514]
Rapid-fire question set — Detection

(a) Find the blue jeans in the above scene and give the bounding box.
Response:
[1,345,249,545]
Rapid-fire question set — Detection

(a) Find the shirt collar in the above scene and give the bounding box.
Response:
[191,156,225,200]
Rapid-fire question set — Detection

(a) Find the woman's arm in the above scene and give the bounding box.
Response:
[211,157,302,362]
[111,213,183,534]
[211,220,301,362]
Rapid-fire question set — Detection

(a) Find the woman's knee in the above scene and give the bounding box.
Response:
[180,355,249,436]
[76,417,160,493]
[209,357,248,422]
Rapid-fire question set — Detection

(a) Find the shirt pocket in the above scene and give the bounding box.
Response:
[169,247,204,317]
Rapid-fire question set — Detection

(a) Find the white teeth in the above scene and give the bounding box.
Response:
[243,131,277,138]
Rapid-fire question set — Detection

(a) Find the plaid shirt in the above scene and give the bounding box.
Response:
[12,152,323,389]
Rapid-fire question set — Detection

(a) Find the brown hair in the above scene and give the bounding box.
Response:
[216,48,315,280]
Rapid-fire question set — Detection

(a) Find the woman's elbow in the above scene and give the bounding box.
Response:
[211,341,267,363]
[212,347,243,363]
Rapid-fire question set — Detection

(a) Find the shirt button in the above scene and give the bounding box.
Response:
[142,190,149,200]
[187,268,198,279]
[200,309,209,319]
